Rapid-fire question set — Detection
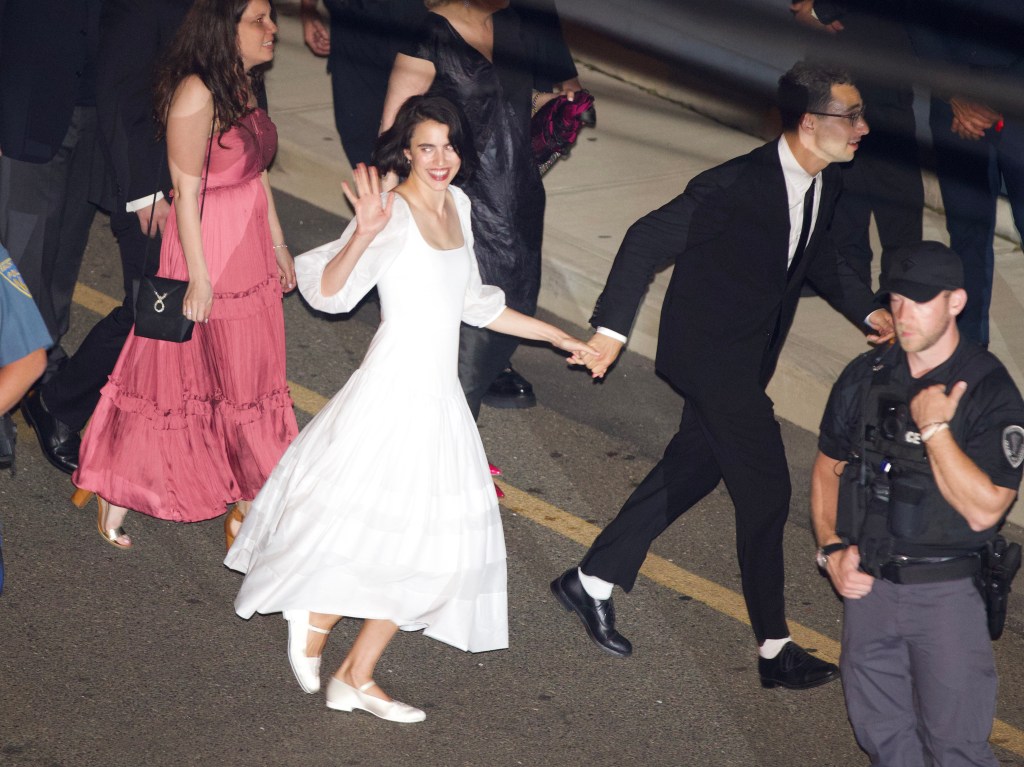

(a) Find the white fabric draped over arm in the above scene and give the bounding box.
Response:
[295,196,409,314]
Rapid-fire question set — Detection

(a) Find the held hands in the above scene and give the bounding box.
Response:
[581,332,624,379]
[342,163,394,240]
[865,308,895,345]
[910,380,968,434]
[826,545,874,599]
[183,276,213,324]
[553,335,605,377]
[949,97,1002,141]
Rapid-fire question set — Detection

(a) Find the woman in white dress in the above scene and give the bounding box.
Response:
[225,95,599,723]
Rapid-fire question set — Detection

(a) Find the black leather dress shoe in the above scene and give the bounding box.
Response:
[550,568,632,657]
[21,389,80,475]
[758,642,839,690]
[482,368,537,409]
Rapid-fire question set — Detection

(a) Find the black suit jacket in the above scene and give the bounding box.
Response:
[94,0,191,211]
[591,140,877,405]
[0,0,100,163]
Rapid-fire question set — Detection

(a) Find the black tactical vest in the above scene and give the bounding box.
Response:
[836,343,1001,574]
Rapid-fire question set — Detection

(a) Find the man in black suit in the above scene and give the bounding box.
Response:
[20,0,192,474]
[0,0,101,469]
[0,0,101,372]
[551,61,893,689]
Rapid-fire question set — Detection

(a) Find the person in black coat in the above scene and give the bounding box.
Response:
[0,0,101,469]
[551,61,894,690]
[20,0,193,475]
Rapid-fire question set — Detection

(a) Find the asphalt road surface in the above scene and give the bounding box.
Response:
[2,191,1023,767]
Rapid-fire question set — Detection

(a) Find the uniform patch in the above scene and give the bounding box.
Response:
[1002,425,1024,468]
[0,257,32,298]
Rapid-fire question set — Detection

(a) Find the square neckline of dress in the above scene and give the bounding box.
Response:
[394,189,467,253]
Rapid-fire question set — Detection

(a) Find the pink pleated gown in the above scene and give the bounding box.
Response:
[74,109,298,521]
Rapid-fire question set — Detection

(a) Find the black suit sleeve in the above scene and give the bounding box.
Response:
[98,0,178,204]
[590,173,721,336]
[805,235,879,327]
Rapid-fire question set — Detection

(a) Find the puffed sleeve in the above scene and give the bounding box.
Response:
[295,195,410,314]
[451,186,506,327]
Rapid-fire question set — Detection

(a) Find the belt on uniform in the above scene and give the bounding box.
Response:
[878,555,981,585]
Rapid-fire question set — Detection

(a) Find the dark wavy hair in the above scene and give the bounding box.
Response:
[372,95,476,183]
[777,60,854,132]
[153,0,273,138]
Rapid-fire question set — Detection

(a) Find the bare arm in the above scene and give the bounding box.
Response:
[485,309,600,372]
[319,163,394,297]
[810,451,875,598]
[0,349,46,413]
[380,54,435,134]
[260,170,295,292]
[911,382,1016,530]
[166,76,215,323]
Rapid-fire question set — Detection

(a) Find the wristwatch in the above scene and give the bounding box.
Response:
[816,542,848,569]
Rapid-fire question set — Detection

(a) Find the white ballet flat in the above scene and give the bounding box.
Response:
[283,610,331,694]
[325,677,426,723]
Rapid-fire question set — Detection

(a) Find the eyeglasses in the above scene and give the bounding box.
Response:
[808,108,867,126]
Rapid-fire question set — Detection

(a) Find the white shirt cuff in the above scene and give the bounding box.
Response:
[126,191,165,213]
[596,326,627,344]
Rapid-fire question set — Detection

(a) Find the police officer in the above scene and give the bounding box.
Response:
[811,240,1024,766]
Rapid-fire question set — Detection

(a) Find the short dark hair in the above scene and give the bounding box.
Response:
[777,61,854,132]
[372,95,476,182]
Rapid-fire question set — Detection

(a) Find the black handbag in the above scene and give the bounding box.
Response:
[132,128,213,343]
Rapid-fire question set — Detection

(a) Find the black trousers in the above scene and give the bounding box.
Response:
[41,204,156,430]
[458,323,520,421]
[580,386,792,644]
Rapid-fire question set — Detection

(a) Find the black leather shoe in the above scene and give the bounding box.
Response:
[550,568,632,657]
[758,642,839,690]
[0,413,15,476]
[21,389,80,475]
[482,367,537,409]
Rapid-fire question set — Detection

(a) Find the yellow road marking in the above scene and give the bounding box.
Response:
[70,281,1024,758]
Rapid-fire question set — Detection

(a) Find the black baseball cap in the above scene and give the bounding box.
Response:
[876,241,964,304]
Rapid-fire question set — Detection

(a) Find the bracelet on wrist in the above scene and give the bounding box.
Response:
[920,421,950,442]
[272,244,289,250]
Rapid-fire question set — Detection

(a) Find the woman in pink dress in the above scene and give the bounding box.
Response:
[72,0,297,549]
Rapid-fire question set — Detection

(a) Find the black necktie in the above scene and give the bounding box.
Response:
[788,177,816,277]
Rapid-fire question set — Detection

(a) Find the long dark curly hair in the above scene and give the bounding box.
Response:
[154,0,272,138]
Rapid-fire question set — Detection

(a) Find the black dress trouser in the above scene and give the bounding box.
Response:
[41,204,156,430]
[580,383,792,645]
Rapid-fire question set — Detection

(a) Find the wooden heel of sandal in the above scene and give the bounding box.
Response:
[71,487,93,509]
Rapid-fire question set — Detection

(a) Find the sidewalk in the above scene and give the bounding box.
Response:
[264,7,1024,524]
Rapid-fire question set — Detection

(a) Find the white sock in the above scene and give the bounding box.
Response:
[758,636,792,659]
[577,568,614,600]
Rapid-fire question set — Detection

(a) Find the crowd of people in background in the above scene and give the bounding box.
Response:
[1,0,1022,762]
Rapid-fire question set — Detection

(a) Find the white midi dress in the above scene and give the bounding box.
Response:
[225,187,509,653]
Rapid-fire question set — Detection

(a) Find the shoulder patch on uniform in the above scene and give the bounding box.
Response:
[1002,425,1024,468]
[0,258,32,298]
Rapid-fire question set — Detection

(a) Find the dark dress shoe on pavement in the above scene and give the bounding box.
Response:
[758,642,839,690]
[21,389,80,475]
[550,568,632,657]
[482,367,537,409]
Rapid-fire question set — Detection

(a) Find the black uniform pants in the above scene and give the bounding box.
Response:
[458,323,520,421]
[580,386,792,644]
[41,204,156,430]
